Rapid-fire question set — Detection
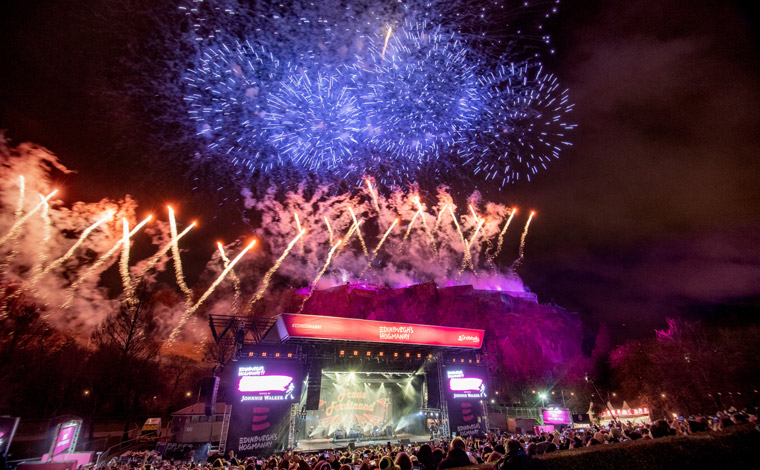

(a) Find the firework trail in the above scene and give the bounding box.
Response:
[1,176,27,273]
[433,204,448,234]
[447,205,470,269]
[511,210,535,270]
[168,240,257,345]
[133,222,195,286]
[217,241,242,313]
[324,216,334,246]
[15,176,25,216]
[335,218,363,258]
[294,212,305,253]
[359,217,399,277]
[375,218,400,257]
[313,240,342,287]
[459,216,485,276]
[348,207,369,258]
[492,207,517,260]
[365,179,381,214]
[381,25,392,58]
[294,212,302,233]
[0,189,58,247]
[30,211,114,285]
[402,208,421,244]
[36,195,52,274]
[246,229,305,312]
[119,218,136,305]
[469,204,479,221]
[412,196,435,251]
[300,239,341,310]
[168,206,193,302]
[63,215,152,307]
[469,217,485,257]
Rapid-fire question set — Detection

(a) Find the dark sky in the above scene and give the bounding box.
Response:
[1,0,759,343]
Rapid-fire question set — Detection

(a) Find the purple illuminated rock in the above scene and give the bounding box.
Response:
[272,282,588,387]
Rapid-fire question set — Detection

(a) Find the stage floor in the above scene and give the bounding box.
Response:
[294,434,432,452]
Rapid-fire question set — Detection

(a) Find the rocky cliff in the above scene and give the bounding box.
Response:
[267,282,589,389]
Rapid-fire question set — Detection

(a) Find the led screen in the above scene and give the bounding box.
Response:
[235,360,303,403]
[542,408,572,424]
[444,366,487,399]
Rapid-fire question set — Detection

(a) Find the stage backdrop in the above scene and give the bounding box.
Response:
[226,360,303,457]
[303,372,424,440]
[442,364,487,437]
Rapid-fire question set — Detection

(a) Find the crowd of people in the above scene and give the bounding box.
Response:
[101,407,757,470]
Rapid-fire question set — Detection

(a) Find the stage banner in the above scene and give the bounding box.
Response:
[226,360,303,457]
[277,314,484,348]
[442,364,487,437]
[448,399,486,437]
[227,400,291,457]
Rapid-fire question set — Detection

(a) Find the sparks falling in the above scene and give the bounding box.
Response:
[1,164,538,343]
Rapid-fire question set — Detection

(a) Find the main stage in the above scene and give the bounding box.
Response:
[208,313,490,457]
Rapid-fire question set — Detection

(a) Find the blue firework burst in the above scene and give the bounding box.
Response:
[358,21,482,164]
[180,10,576,188]
[460,61,576,187]
[183,40,289,172]
[263,70,364,173]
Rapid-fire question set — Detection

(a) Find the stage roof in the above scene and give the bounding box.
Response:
[263,313,484,349]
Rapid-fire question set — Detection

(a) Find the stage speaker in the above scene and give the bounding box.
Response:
[201,376,220,416]
[305,360,323,410]
[426,368,440,409]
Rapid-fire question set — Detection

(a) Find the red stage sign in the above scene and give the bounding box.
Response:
[276,313,484,348]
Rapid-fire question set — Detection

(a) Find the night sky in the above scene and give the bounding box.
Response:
[1,0,759,343]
